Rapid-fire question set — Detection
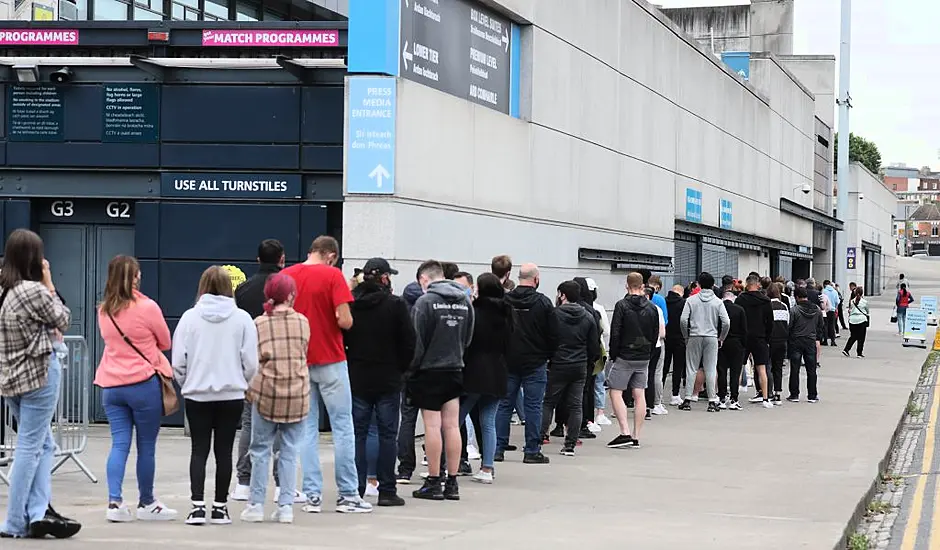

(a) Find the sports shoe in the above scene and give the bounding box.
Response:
[137,501,177,521]
[606,434,633,448]
[786,396,800,403]
[494,451,505,462]
[412,477,445,501]
[443,476,460,501]
[457,460,473,476]
[377,493,406,506]
[467,444,481,460]
[842,350,850,357]
[396,473,412,484]
[503,444,518,451]
[807,397,819,403]
[549,425,565,438]
[706,401,720,413]
[541,435,551,444]
[302,495,322,514]
[578,428,597,439]
[727,400,742,410]
[210,503,232,525]
[645,408,652,420]
[232,484,250,502]
[274,487,307,504]
[523,452,550,464]
[629,439,641,449]
[472,470,494,484]
[652,404,669,415]
[858,354,865,358]
[239,503,264,523]
[271,505,293,524]
[185,503,207,526]
[421,455,428,466]
[336,495,373,514]
[719,399,728,410]
[748,395,764,403]
[678,400,692,411]
[596,412,613,425]
[762,400,774,409]
[106,503,134,523]
[587,421,602,433]
[670,395,683,406]
[772,393,782,405]
[689,395,699,402]
[560,444,576,456]
[365,482,380,497]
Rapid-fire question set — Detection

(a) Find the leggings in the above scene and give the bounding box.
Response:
[185,399,244,503]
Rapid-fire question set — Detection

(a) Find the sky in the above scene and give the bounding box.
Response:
[655,0,940,170]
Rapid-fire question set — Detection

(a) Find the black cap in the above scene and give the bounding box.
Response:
[362,257,398,276]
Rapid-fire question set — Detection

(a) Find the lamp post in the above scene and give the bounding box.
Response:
[835,0,853,288]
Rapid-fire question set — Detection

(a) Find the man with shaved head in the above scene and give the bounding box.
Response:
[495,263,555,465]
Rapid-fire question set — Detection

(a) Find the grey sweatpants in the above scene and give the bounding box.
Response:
[236,402,281,486]
[685,336,719,402]
[653,345,665,406]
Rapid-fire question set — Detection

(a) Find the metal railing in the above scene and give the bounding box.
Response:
[1,335,97,485]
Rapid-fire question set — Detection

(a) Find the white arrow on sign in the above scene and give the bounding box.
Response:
[402,41,413,70]
[369,164,391,188]
[502,30,509,53]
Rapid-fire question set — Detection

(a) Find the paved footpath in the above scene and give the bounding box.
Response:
[1,265,934,550]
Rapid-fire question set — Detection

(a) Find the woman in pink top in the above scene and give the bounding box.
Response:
[94,255,177,523]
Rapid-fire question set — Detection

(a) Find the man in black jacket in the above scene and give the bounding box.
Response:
[664,285,687,405]
[717,291,747,410]
[606,272,660,449]
[232,239,286,502]
[496,263,555,465]
[345,258,416,507]
[736,274,775,409]
[787,287,826,403]
[540,281,599,457]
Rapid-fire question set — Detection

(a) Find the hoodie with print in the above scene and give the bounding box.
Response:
[411,280,475,372]
[679,288,730,340]
[172,294,258,402]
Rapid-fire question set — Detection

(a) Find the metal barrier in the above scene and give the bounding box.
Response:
[1,335,97,485]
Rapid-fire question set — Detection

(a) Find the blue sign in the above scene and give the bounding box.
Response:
[721,51,750,81]
[905,308,928,341]
[348,0,400,75]
[846,247,857,270]
[346,77,396,195]
[685,188,703,223]
[921,296,938,316]
[719,199,733,230]
[160,173,301,199]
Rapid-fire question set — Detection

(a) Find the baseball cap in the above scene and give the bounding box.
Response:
[362,257,398,276]
[585,278,598,291]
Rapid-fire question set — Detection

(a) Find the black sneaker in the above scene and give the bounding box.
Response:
[0,532,21,539]
[858,354,865,358]
[210,504,231,525]
[678,400,692,411]
[842,350,850,357]
[412,477,445,501]
[645,408,652,420]
[504,444,518,451]
[185,503,207,526]
[707,401,720,413]
[396,473,412,484]
[771,394,782,404]
[457,461,473,476]
[578,428,597,439]
[629,439,641,449]
[807,397,819,403]
[494,451,505,462]
[443,476,460,501]
[786,395,800,403]
[523,452,550,464]
[27,512,82,539]
[43,506,81,538]
[378,493,406,507]
[549,425,565,438]
[607,434,633,448]
[560,445,576,456]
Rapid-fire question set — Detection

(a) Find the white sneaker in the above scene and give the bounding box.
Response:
[364,482,379,498]
[472,471,494,484]
[651,404,669,415]
[587,421,603,433]
[596,412,613,425]
[232,484,250,502]
[302,495,322,514]
[748,395,764,403]
[762,400,775,409]
[106,503,134,523]
[718,399,728,410]
[336,495,373,514]
[669,395,683,407]
[240,503,264,523]
[271,505,293,524]
[273,488,306,504]
[467,444,482,460]
[137,501,177,521]
[689,395,700,402]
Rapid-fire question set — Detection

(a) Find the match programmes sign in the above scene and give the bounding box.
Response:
[904,308,928,342]
[202,29,339,47]
[0,29,78,45]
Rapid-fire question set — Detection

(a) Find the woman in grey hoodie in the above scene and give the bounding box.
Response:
[172,266,258,526]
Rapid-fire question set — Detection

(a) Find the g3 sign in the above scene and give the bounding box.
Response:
[42,199,135,224]
[50,200,74,217]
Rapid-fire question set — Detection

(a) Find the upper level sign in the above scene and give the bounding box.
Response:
[399,0,512,114]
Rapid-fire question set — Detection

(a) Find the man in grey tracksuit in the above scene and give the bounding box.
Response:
[679,272,730,412]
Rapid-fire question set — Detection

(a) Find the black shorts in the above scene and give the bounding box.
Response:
[745,337,771,366]
[406,370,463,411]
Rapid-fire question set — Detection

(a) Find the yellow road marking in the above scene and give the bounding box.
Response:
[902,373,940,550]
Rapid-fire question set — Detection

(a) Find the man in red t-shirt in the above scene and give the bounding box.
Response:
[282,236,372,514]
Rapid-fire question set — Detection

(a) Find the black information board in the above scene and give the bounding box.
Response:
[399,0,512,114]
[7,86,64,141]
[103,84,159,143]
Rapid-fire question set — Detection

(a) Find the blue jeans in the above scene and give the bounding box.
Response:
[594,370,607,409]
[249,405,304,507]
[352,392,399,495]
[898,307,908,334]
[301,362,358,498]
[103,375,163,505]
[460,394,498,469]
[514,390,526,422]
[497,364,548,455]
[2,354,60,537]
[366,414,378,479]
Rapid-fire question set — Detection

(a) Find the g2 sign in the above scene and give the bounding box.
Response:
[106,201,132,219]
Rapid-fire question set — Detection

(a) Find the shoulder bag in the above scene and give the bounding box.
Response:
[107,312,179,416]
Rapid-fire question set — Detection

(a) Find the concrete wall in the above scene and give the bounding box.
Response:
[777,55,836,129]
[842,163,898,291]
[658,4,749,56]
[749,0,793,55]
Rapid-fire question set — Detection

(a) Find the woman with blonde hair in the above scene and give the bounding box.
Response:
[172,266,258,525]
[95,255,176,523]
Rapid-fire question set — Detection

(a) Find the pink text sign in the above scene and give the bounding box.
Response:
[202,29,340,47]
[0,29,79,45]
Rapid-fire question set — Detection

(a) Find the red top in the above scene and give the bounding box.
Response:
[282,262,353,366]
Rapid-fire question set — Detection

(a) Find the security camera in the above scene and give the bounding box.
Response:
[49,67,73,84]
[858,193,865,201]
[801,183,811,194]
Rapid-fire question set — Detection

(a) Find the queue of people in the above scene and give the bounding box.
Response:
[0,228,877,538]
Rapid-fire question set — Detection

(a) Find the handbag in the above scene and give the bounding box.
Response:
[107,312,179,416]
[890,305,898,324]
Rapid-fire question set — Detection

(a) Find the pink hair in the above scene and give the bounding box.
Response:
[263,273,296,314]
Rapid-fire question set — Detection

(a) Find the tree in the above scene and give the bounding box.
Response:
[834,132,883,175]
